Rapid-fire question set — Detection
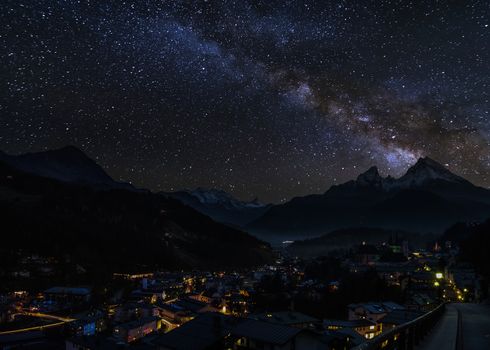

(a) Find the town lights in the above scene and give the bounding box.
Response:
[433,281,440,287]
[435,272,443,279]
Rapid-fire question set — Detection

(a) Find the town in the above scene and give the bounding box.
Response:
[0,236,483,350]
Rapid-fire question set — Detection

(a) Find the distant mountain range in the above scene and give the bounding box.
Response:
[163,188,271,227]
[3,146,489,249]
[0,147,273,272]
[0,146,271,228]
[248,157,490,237]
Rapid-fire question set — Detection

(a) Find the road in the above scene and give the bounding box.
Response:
[20,311,75,322]
[0,311,74,336]
[417,303,490,350]
[0,321,65,335]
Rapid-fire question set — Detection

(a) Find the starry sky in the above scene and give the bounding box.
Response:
[1,1,489,202]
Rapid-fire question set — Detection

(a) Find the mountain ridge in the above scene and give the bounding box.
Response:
[248,157,490,237]
[330,156,471,193]
[0,145,136,191]
[163,188,271,227]
[0,151,274,271]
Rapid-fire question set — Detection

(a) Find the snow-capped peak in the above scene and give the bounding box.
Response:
[396,157,469,188]
[188,188,266,209]
[346,157,471,192]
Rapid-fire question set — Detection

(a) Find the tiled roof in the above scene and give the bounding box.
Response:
[348,301,404,314]
[250,311,318,325]
[232,319,302,344]
[380,310,424,325]
[324,319,375,328]
[153,313,238,350]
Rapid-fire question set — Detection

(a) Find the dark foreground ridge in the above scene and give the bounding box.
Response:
[0,150,274,277]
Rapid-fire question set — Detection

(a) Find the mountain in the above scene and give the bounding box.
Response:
[248,157,490,237]
[395,157,470,188]
[0,150,274,275]
[0,146,135,191]
[163,188,271,227]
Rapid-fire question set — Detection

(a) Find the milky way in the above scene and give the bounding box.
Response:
[1,1,489,202]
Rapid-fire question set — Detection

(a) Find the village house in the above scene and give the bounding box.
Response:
[324,319,381,339]
[113,316,162,343]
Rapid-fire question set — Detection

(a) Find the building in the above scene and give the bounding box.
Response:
[172,297,220,314]
[347,302,404,322]
[154,313,238,350]
[232,318,325,350]
[249,311,319,329]
[356,244,380,265]
[113,316,162,343]
[154,313,327,350]
[67,310,106,336]
[379,309,423,330]
[157,302,193,325]
[114,302,159,323]
[324,319,381,339]
[43,286,91,303]
[406,293,436,311]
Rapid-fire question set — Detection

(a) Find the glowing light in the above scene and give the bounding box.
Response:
[435,272,443,279]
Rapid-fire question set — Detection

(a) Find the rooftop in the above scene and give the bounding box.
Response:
[348,302,405,314]
[174,297,212,313]
[115,316,159,330]
[153,313,239,350]
[250,311,319,325]
[232,319,302,345]
[44,286,91,296]
[324,319,376,328]
[379,310,424,325]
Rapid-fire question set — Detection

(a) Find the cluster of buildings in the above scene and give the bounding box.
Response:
[0,237,483,349]
[344,238,482,307]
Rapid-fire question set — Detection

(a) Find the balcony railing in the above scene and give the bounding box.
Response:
[352,303,446,350]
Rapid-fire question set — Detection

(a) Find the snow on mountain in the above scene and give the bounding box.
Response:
[248,156,490,236]
[394,157,470,188]
[189,188,266,209]
[164,188,270,227]
[350,157,471,191]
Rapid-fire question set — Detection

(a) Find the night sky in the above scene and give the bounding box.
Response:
[1,1,489,202]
